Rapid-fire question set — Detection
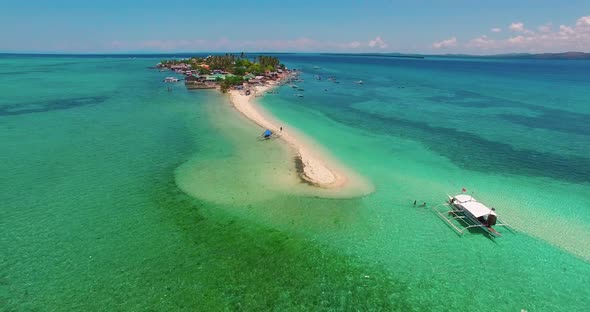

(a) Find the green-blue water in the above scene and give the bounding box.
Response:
[1,54,589,311]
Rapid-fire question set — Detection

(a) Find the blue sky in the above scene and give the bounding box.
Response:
[2,0,589,54]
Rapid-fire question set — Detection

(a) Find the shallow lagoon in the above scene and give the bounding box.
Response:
[1,54,589,311]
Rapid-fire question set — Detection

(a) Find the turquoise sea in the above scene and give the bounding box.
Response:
[1,54,589,311]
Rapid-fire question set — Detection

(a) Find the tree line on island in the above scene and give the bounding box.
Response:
[159,53,287,93]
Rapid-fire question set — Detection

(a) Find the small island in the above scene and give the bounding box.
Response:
[155,54,372,194]
[156,53,294,93]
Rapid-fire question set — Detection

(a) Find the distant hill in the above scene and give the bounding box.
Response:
[495,52,590,60]
[321,52,590,60]
[439,52,590,60]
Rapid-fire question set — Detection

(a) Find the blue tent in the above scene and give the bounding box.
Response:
[263,129,272,138]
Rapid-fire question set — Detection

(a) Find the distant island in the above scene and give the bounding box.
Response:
[322,51,590,60]
[489,52,590,60]
[156,53,293,92]
[437,51,590,60]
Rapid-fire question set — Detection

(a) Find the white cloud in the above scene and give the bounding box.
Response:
[577,15,590,27]
[467,35,495,49]
[523,29,535,35]
[464,15,590,53]
[432,37,457,49]
[99,37,385,53]
[559,25,575,36]
[348,41,361,48]
[509,22,525,32]
[508,35,526,44]
[491,28,502,33]
[368,36,388,48]
[538,24,552,33]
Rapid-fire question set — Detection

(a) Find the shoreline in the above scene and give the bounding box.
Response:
[228,84,370,192]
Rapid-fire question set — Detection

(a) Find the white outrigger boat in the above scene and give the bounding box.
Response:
[163,76,179,83]
[433,194,514,237]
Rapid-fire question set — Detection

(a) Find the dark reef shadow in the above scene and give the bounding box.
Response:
[0,96,109,117]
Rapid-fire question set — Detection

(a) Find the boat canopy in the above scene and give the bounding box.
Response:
[452,194,497,218]
[454,194,474,203]
[263,129,272,137]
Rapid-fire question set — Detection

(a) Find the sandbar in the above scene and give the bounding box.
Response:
[228,84,372,194]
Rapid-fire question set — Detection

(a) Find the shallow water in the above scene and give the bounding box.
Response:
[1,54,589,311]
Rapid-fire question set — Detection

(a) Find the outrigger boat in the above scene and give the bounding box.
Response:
[433,194,514,237]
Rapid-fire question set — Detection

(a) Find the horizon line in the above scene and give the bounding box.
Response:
[1,51,589,56]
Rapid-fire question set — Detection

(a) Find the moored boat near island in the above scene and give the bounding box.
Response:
[163,76,179,83]
[156,54,296,93]
[158,53,370,192]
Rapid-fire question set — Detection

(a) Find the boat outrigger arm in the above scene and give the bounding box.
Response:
[432,194,515,237]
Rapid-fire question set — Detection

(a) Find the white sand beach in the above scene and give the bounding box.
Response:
[228,84,369,192]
